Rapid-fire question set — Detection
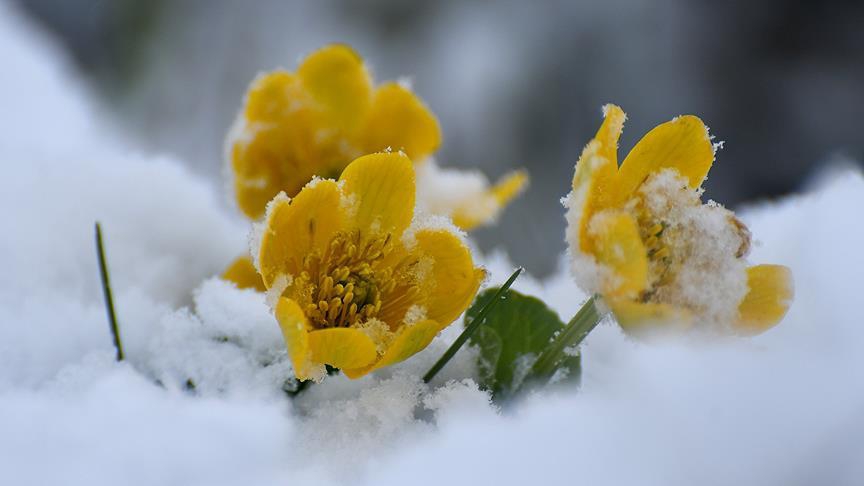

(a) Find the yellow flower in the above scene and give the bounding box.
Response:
[255,151,485,381]
[226,43,526,229]
[565,104,793,336]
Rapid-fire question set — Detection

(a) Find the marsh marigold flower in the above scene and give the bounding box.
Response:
[226,43,526,228]
[565,104,793,336]
[255,151,484,381]
[223,44,524,291]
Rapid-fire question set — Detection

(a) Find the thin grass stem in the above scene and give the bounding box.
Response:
[95,222,124,361]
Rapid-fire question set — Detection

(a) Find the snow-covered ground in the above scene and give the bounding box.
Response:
[2,2,863,485]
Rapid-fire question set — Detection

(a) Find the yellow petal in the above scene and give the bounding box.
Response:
[734,264,794,335]
[451,169,529,231]
[376,320,441,369]
[412,229,484,327]
[342,319,442,379]
[491,169,529,206]
[594,104,626,169]
[258,180,343,287]
[243,70,306,123]
[275,297,313,380]
[608,298,693,337]
[297,44,372,131]
[360,82,441,161]
[588,211,648,298]
[571,106,620,252]
[231,124,297,220]
[572,104,624,191]
[613,114,713,205]
[338,152,415,237]
[230,117,334,219]
[221,255,266,292]
[579,104,625,231]
[307,327,378,370]
[579,156,617,253]
[340,367,369,380]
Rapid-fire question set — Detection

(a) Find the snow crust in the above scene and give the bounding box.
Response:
[2,3,864,485]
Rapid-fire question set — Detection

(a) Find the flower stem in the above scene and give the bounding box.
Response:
[423,267,523,384]
[530,296,601,379]
[95,222,125,361]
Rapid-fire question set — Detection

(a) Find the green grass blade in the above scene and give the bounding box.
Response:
[530,296,600,379]
[95,222,125,361]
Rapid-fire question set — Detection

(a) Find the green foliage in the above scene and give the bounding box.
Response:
[467,288,580,400]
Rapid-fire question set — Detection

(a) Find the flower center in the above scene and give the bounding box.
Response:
[634,200,752,303]
[296,231,420,329]
[627,169,752,325]
[638,219,673,298]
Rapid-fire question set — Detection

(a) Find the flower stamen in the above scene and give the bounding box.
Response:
[293,230,420,329]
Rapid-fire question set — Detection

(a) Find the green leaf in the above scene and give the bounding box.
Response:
[467,288,580,400]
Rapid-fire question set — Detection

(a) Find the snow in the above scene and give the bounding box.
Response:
[2,2,864,485]
[636,169,749,329]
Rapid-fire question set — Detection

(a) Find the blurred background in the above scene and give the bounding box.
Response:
[14,0,864,276]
